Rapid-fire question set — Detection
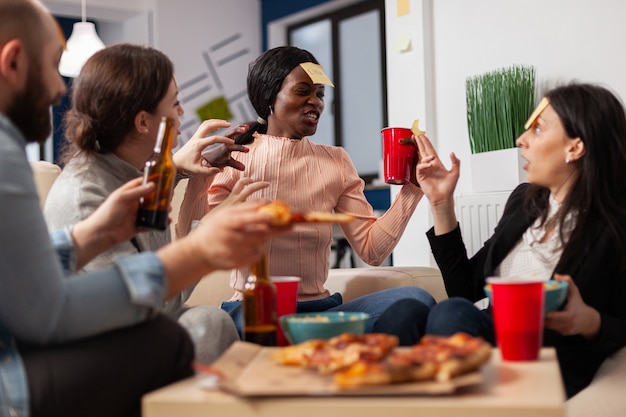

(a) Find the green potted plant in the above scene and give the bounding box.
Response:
[465,65,536,192]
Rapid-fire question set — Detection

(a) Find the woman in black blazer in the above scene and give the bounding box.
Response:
[415,83,626,398]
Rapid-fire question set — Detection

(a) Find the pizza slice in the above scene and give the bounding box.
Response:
[258,201,355,226]
[333,332,491,388]
[390,333,492,383]
[272,333,399,374]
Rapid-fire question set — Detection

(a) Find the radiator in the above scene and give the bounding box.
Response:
[455,191,512,257]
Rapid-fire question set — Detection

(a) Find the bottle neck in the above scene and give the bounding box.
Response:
[153,116,175,155]
[250,253,270,282]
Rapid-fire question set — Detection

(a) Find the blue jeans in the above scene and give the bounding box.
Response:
[425,297,496,345]
[221,286,436,346]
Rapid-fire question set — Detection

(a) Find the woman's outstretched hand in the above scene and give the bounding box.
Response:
[413,135,461,235]
[414,135,461,206]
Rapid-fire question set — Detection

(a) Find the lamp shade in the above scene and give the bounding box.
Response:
[58,22,105,78]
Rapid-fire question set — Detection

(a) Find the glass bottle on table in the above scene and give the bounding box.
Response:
[136,116,176,230]
[243,251,277,346]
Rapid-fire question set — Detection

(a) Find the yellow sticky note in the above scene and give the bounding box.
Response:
[299,62,334,87]
[397,0,410,17]
[524,97,550,130]
[393,33,412,53]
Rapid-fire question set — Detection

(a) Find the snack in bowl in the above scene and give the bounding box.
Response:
[484,279,568,313]
[279,311,370,345]
[258,201,355,226]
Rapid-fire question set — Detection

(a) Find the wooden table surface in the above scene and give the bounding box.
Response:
[143,347,566,417]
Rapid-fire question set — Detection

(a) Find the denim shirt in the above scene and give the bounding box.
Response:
[0,115,168,417]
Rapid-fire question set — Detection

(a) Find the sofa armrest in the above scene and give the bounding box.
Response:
[566,345,626,414]
[186,269,233,307]
[186,266,447,307]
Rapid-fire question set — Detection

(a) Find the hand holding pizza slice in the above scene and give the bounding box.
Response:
[259,201,355,226]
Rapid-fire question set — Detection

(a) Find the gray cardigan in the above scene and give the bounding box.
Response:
[44,152,192,316]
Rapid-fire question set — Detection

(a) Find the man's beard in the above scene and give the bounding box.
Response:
[6,64,55,144]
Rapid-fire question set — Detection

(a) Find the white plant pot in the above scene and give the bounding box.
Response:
[470,148,527,193]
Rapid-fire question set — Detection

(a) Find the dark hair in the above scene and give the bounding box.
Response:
[235,46,319,145]
[524,82,626,261]
[61,43,174,162]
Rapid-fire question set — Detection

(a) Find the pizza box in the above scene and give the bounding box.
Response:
[204,341,485,397]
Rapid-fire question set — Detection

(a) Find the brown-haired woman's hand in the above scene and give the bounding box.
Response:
[173,119,249,177]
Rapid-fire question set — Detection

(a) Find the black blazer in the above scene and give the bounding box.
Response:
[427,183,626,397]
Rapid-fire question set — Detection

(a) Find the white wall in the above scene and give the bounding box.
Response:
[152,0,261,141]
[388,0,626,266]
[45,0,261,143]
[47,0,626,266]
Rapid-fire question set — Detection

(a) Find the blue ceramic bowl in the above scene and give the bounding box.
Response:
[484,280,568,313]
[279,311,370,345]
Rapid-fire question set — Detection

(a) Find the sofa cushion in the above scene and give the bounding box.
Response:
[186,266,446,307]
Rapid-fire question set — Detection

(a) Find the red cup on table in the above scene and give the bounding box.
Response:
[271,276,300,346]
[487,277,545,361]
[381,127,416,185]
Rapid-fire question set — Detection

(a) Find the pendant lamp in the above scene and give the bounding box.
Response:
[58,0,105,78]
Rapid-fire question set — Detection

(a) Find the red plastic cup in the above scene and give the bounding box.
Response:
[488,278,545,361]
[381,127,416,185]
[271,276,300,346]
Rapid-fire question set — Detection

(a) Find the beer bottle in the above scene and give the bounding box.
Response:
[136,116,176,230]
[243,252,277,346]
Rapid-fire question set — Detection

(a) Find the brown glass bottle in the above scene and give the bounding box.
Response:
[136,116,176,230]
[243,253,277,346]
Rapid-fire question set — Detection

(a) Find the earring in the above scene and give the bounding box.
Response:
[269,105,274,115]
[565,157,570,164]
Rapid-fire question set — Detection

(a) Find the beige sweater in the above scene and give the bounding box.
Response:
[207,134,423,301]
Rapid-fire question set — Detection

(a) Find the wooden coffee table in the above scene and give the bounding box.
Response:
[143,347,565,417]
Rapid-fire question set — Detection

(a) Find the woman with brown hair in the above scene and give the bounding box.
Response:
[44,43,255,364]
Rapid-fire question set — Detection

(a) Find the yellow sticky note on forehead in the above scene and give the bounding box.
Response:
[299,62,335,87]
[524,97,550,130]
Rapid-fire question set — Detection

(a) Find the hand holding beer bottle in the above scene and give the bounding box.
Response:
[136,117,177,230]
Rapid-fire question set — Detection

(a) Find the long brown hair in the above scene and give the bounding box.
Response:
[61,43,174,163]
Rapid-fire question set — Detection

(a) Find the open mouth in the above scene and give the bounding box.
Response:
[304,111,319,121]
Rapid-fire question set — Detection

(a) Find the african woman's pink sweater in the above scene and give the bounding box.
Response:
[207,134,423,301]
